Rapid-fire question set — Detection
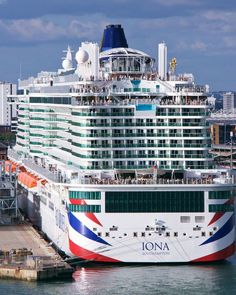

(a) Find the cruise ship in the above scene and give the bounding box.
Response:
[8,25,235,263]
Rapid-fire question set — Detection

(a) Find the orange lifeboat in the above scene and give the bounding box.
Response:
[18,172,39,188]
[4,160,18,172]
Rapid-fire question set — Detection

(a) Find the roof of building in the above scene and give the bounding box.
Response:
[99,47,151,58]
[0,142,7,149]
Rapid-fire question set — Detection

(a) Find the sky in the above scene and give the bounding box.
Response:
[0,0,235,91]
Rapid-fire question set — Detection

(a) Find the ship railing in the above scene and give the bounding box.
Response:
[175,85,207,93]
[7,149,22,162]
[22,159,60,182]
[160,100,208,106]
[85,176,233,185]
[69,87,210,107]
[71,97,209,107]
[7,150,233,186]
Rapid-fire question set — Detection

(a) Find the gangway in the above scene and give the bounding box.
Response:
[0,161,18,224]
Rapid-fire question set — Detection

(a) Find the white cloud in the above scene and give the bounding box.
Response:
[224,36,236,48]
[200,10,236,33]
[175,40,207,52]
[153,0,199,6]
[0,8,235,56]
[203,10,232,21]
[0,19,63,41]
[191,41,207,51]
[0,17,107,42]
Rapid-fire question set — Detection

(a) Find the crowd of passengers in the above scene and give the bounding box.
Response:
[73,96,209,107]
[160,98,208,105]
[88,177,215,185]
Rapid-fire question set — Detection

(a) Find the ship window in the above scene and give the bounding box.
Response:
[49,201,54,211]
[201,232,206,237]
[30,96,71,105]
[40,195,47,205]
[133,232,138,237]
[209,204,233,213]
[69,191,101,200]
[110,226,118,231]
[180,216,190,223]
[105,232,109,237]
[141,232,145,237]
[195,216,205,223]
[105,191,204,213]
[174,232,178,237]
[166,232,170,237]
[209,191,232,199]
[68,204,101,213]
[98,232,102,237]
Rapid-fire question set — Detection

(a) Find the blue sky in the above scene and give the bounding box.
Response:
[0,0,235,90]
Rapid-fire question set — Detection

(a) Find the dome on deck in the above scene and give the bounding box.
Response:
[75,48,89,64]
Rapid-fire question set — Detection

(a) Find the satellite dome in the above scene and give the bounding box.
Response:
[62,58,72,70]
[75,48,89,64]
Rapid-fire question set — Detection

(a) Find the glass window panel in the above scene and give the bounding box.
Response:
[105,191,204,213]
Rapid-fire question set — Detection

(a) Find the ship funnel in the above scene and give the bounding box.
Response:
[100,24,128,52]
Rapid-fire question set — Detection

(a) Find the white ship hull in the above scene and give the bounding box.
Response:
[18,183,235,263]
[67,207,235,263]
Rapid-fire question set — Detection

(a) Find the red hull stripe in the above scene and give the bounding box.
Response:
[70,199,86,205]
[69,239,120,262]
[192,242,235,262]
[85,213,103,226]
[208,212,224,226]
[69,199,103,226]
[208,199,233,226]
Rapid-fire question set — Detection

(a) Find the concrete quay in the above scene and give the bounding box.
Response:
[0,223,73,281]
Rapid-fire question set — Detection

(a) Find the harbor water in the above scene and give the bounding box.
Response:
[0,255,235,295]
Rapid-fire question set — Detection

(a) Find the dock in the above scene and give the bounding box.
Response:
[0,161,73,281]
[0,223,73,281]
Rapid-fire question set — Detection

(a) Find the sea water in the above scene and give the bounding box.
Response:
[0,255,235,295]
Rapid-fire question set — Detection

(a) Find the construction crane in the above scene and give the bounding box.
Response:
[169,57,177,75]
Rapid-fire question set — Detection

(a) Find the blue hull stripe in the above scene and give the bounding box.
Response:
[201,214,234,246]
[68,212,110,246]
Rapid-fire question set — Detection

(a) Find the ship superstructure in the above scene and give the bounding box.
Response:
[8,25,235,262]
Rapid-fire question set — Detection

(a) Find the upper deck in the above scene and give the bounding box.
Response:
[8,149,234,190]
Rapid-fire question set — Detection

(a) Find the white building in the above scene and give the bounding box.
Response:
[223,92,236,112]
[0,82,17,131]
[158,42,167,80]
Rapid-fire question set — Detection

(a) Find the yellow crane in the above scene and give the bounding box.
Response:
[169,57,177,74]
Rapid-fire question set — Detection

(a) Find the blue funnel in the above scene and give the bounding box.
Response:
[100,24,128,52]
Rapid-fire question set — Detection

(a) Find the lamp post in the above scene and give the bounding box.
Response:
[230,131,233,170]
